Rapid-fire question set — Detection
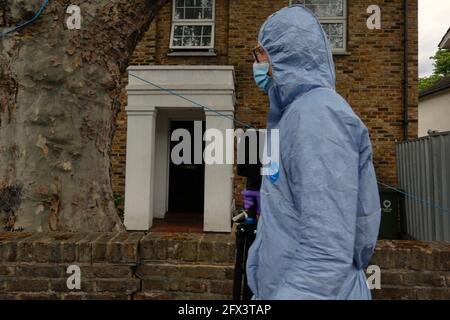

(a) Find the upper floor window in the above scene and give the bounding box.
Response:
[290,0,347,53]
[170,0,215,49]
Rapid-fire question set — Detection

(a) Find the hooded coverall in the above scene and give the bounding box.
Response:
[246,5,382,300]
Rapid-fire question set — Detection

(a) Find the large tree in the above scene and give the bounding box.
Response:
[0,0,168,232]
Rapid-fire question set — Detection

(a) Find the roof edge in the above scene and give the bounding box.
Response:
[419,75,450,99]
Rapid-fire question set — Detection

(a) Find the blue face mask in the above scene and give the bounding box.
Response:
[253,62,273,93]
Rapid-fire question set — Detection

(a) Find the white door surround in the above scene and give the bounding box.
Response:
[124,66,236,233]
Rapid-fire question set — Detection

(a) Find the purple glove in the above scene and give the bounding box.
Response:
[241,189,261,215]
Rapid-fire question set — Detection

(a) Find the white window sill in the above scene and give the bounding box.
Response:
[167,51,217,57]
[333,51,351,56]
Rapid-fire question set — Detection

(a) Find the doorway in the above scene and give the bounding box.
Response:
[168,120,205,214]
[124,66,236,233]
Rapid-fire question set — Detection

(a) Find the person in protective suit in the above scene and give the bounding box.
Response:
[241,5,382,300]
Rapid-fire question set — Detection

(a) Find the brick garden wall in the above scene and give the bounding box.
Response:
[110,0,419,209]
[0,232,449,300]
[0,232,143,299]
[371,241,450,299]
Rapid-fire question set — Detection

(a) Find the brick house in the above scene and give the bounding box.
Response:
[111,0,418,233]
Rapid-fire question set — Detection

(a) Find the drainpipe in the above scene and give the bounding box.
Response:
[402,0,409,141]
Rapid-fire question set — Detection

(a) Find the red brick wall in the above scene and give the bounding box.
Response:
[111,0,419,209]
[0,233,449,300]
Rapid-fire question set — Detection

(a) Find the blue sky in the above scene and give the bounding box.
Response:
[419,0,450,77]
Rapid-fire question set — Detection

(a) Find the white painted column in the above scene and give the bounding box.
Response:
[124,109,157,230]
[153,113,169,219]
[203,111,234,232]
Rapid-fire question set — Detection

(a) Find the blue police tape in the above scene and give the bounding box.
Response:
[378,182,449,214]
[0,0,50,38]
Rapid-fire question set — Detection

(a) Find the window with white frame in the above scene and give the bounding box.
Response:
[170,0,215,49]
[290,0,347,53]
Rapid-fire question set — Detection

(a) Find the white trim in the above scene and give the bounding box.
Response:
[123,110,157,230]
[289,0,348,53]
[170,0,216,49]
[172,0,215,22]
[124,66,236,233]
[170,22,215,49]
[320,19,347,53]
[167,51,217,57]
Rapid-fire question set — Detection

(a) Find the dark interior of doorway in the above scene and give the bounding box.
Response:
[151,120,205,233]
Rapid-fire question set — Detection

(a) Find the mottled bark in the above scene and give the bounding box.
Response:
[0,0,168,231]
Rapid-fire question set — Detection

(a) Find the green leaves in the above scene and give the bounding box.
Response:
[419,49,450,92]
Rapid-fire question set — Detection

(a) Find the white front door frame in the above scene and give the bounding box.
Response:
[124,66,236,233]
[153,108,205,219]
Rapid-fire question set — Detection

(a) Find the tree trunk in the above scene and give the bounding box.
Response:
[0,0,168,232]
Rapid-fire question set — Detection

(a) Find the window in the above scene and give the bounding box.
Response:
[170,0,215,50]
[290,0,347,53]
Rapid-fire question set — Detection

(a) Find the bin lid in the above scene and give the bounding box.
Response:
[379,187,405,194]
